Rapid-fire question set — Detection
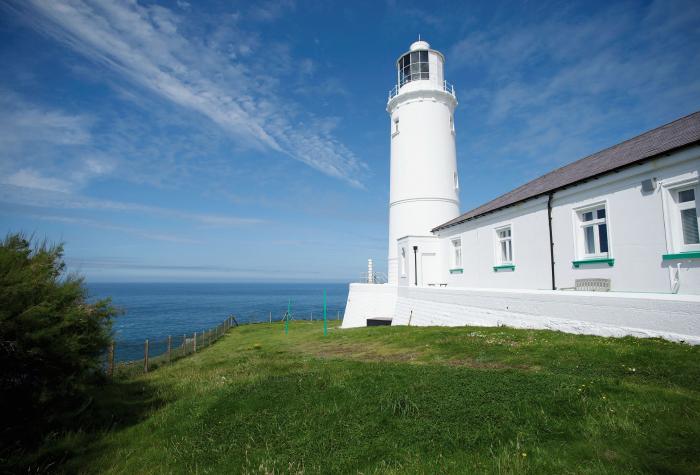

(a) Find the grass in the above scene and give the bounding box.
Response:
[14,322,700,474]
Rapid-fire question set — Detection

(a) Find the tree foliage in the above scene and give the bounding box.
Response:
[0,233,117,447]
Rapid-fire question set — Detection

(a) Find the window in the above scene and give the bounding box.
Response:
[398,50,430,86]
[496,227,513,264]
[449,115,454,133]
[393,116,399,135]
[454,172,459,191]
[676,186,699,251]
[451,239,462,268]
[577,205,609,257]
[400,247,407,275]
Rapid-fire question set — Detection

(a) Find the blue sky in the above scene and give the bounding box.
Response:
[1,0,699,282]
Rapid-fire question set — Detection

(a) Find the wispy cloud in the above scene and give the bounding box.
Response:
[0,211,201,244]
[0,90,92,149]
[449,0,700,173]
[5,0,367,186]
[0,185,264,228]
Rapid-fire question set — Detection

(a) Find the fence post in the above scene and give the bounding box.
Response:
[269,311,272,324]
[167,335,172,364]
[337,310,340,321]
[311,311,313,322]
[108,341,115,378]
[193,332,197,352]
[144,339,149,373]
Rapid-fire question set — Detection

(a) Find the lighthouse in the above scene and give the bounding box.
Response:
[386,40,460,284]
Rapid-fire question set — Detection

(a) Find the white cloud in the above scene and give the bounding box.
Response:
[0,90,92,150]
[20,213,202,244]
[4,169,74,193]
[8,0,366,186]
[0,184,265,227]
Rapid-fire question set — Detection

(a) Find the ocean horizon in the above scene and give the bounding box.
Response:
[88,282,350,362]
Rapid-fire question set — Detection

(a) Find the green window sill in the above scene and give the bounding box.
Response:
[573,258,614,268]
[662,251,700,260]
[493,264,515,272]
[449,268,463,274]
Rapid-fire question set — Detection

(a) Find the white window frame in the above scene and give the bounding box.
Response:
[392,115,399,137]
[661,178,700,253]
[573,202,610,259]
[451,238,462,268]
[454,172,459,191]
[400,247,407,276]
[494,225,513,265]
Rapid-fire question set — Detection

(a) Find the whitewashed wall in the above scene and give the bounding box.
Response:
[396,235,440,287]
[432,146,700,295]
[392,286,700,344]
[342,283,397,329]
[342,284,700,344]
[551,147,700,294]
[435,197,553,289]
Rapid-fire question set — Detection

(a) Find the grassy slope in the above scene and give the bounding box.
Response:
[38,323,700,473]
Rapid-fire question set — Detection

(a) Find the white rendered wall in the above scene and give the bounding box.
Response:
[387,92,459,282]
[551,148,700,294]
[432,147,700,295]
[435,198,553,290]
[342,283,398,329]
[396,235,440,287]
[391,286,700,344]
[342,284,700,344]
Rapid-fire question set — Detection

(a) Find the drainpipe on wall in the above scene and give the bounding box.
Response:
[547,192,556,290]
[413,245,418,286]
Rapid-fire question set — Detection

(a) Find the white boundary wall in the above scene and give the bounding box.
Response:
[342,284,700,344]
[343,283,398,328]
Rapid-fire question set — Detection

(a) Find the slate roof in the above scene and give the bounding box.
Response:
[433,111,700,232]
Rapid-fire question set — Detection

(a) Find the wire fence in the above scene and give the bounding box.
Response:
[105,310,345,378]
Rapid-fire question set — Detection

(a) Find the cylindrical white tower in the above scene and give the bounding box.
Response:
[386,40,460,284]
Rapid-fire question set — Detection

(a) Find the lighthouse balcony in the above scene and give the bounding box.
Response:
[388,80,456,101]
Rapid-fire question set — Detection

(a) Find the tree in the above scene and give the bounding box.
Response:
[0,233,118,447]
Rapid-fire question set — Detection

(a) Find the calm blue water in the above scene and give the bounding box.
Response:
[87,282,349,362]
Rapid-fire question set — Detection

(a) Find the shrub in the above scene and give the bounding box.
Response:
[0,233,118,448]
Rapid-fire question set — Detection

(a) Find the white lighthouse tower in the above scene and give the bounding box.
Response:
[386,40,460,284]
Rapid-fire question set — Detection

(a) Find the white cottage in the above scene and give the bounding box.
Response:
[343,40,700,343]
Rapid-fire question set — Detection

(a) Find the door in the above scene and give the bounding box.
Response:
[420,253,438,286]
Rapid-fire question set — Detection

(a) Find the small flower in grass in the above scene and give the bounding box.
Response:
[521,452,527,458]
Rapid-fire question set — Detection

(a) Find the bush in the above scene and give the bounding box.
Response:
[0,233,118,449]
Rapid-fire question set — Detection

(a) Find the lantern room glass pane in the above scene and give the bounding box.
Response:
[397,50,430,86]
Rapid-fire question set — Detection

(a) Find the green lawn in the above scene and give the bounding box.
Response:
[22,322,700,473]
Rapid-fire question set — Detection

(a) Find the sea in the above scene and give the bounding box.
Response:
[87,282,350,362]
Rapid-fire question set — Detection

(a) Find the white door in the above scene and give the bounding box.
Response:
[420,253,438,286]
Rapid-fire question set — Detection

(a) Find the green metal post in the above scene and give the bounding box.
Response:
[323,289,328,336]
[285,298,290,335]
